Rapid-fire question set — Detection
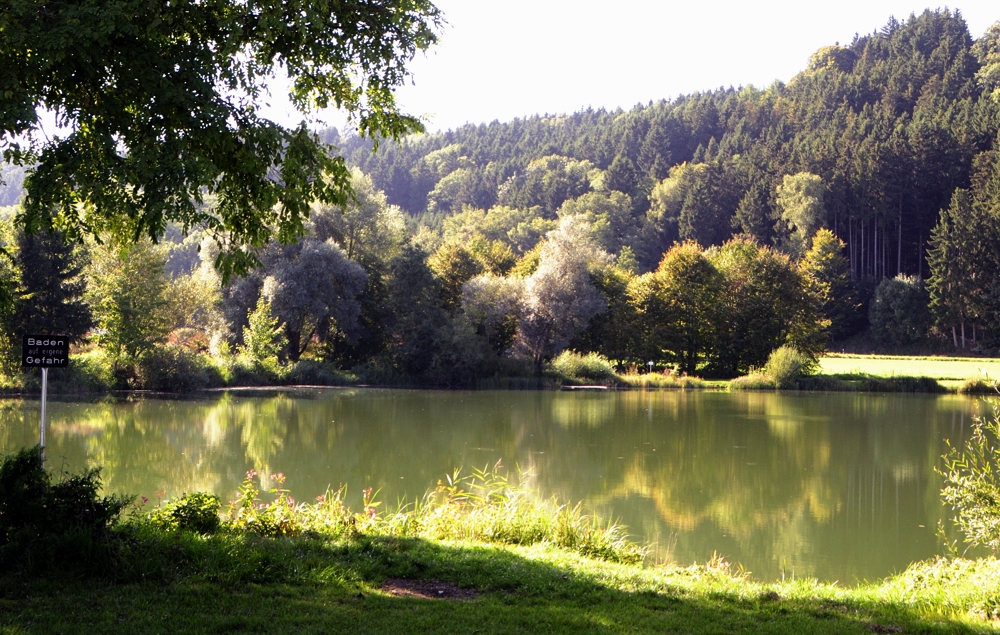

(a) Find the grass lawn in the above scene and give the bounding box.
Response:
[2,537,999,635]
[819,354,1000,382]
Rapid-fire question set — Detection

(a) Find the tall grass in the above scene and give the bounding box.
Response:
[551,350,617,383]
[151,462,646,566]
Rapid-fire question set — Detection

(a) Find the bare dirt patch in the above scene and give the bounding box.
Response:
[380,578,478,601]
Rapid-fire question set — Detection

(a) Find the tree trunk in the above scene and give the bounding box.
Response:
[952,326,958,348]
[897,202,902,276]
[961,322,966,349]
[287,329,301,362]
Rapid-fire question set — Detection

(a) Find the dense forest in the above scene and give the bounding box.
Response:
[2,9,1000,389]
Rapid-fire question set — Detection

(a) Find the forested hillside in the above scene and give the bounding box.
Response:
[336,9,999,280]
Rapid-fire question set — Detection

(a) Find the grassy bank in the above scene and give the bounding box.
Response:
[2,448,1000,634]
[4,541,1000,634]
[729,353,1000,394]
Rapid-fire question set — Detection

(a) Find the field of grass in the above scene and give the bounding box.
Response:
[819,354,1000,382]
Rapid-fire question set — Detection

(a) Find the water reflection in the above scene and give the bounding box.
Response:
[0,389,981,582]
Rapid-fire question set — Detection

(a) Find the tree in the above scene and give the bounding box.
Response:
[427,241,484,311]
[558,191,641,257]
[516,217,608,373]
[571,264,637,368]
[709,237,826,376]
[800,229,862,341]
[10,228,91,342]
[1,0,441,278]
[926,189,993,348]
[628,242,721,375]
[775,173,826,259]
[309,170,408,269]
[85,240,171,373]
[261,240,368,362]
[461,274,523,355]
[239,297,286,368]
[869,275,932,347]
[309,170,407,365]
[379,245,448,377]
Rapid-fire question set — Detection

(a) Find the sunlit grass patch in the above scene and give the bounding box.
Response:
[820,354,1000,381]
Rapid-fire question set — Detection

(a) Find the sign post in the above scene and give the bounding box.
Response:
[21,335,70,460]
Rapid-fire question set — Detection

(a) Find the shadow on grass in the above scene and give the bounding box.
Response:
[0,535,990,635]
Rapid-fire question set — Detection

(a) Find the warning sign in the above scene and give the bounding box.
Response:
[21,335,70,368]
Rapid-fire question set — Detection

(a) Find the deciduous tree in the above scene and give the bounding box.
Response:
[1,0,441,277]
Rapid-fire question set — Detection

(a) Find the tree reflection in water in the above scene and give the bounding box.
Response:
[0,389,980,581]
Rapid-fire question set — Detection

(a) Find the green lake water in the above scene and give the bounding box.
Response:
[0,388,985,582]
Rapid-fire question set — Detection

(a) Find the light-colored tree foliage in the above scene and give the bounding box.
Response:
[800,228,860,341]
[558,190,638,255]
[85,240,171,369]
[428,241,484,311]
[461,274,523,354]
[261,240,368,362]
[775,172,825,259]
[239,297,286,369]
[515,216,609,372]
[310,170,408,268]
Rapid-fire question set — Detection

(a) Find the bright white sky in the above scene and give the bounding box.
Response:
[263,0,999,135]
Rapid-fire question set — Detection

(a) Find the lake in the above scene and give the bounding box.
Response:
[0,388,984,582]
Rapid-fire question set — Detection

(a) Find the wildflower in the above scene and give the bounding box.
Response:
[141,496,148,504]
[246,468,258,480]
[316,494,326,503]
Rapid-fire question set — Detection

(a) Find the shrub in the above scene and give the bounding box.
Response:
[136,344,222,392]
[552,350,617,382]
[859,376,945,393]
[940,403,1000,553]
[0,446,130,572]
[869,275,932,347]
[151,492,221,533]
[284,360,355,386]
[729,372,776,391]
[959,377,999,395]
[763,345,809,388]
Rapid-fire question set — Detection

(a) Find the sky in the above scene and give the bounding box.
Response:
[261,0,1000,135]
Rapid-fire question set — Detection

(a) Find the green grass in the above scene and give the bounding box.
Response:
[2,538,999,634]
[724,354,1000,393]
[820,354,1000,382]
[3,456,1000,634]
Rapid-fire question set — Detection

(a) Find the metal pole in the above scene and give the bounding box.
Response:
[40,367,47,461]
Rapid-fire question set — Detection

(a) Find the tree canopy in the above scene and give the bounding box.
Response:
[0,0,441,278]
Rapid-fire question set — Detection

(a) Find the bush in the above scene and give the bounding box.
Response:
[869,275,932,347]
[729,372,776,391]
[151,492,221,534]
[941,403,1000,553]
[763,345,809,388]
[858,375,945,393]
[284,360,354,386]
[552,350,617,382]
[0,446,131,572]
[136,344,222,392]
[958,377,999,395]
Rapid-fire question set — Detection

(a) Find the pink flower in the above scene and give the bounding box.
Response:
[141,496,148,504]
